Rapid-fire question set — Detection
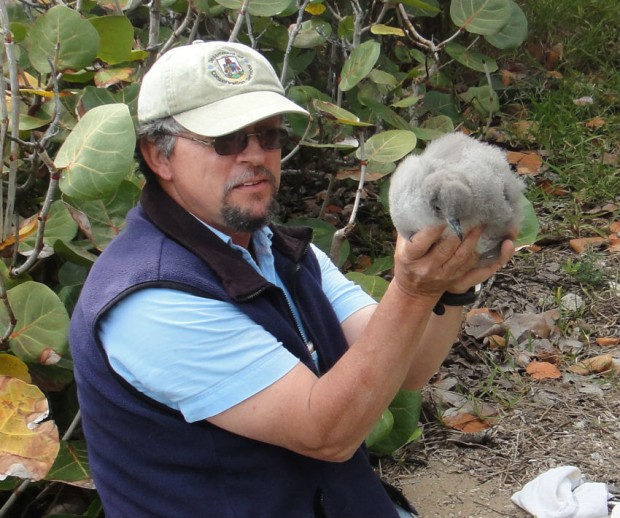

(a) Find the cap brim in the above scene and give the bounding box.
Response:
[173,91,309,137]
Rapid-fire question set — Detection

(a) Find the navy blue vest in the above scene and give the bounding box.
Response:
[70,182,407,517]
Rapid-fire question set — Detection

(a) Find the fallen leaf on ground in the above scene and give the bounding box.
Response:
[536,179,570,196]
[569,237,607,253]
[610,222,620,234]
[464,308,504,339]
[526,361,561,380]
[486,335,506,349]
[506,151,543,175]
[585,116,605,129]
[595,337,620,347]
[569,354,616,375]
[504,309,560,343]
[443,413,492,433]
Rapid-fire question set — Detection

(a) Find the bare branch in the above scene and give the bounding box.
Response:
[160,4,195,57]
[229,0,250,42]
[0,0,22,242]
[280,0,311,84]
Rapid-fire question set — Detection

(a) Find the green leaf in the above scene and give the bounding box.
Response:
[367,390,422,456]
[358,130,417,164]
[450,0,512,35]
[444,42,498,73]
[291,18,332,48]
[399,0,440,15]
[339,40,381,92]
[363,256,394,276]
[370,24,405,37]
[54,240,98,267]
[45,440,92,486]
[419,90,459,119]
[337,16,355,39]
[213,0,292,16]
[460,85,500,115]
[20,200,78,253]
[16,112,53,132]
[345,272,389,301]
[484,0,528,49]
[391,95,422,109]
[363,98,411,131]
[288,85,330,105]
[312,100,373,126]
[366,409,394,449]
[89,15,134,65]
[368,69,399,88]
[27,5,99,74]
[514,194,539,248]
[0,282,70,364]
[419,114,455,134]
[55,104,136,200]
[285,218,349,267]
[65,180,140,250]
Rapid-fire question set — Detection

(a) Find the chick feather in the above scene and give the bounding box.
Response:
[388,132,524,264]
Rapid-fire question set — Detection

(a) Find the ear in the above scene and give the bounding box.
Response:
[140,139,174,181]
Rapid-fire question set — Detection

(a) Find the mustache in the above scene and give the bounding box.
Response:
[224,166,277,193]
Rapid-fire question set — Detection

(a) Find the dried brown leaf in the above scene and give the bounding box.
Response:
[503,309,560,342]
[464,308,504,340]
[569,237,608,254]
[443,412,492,433]
[595,337,620,347]
[506,150,543,175]
[526,361,561,380]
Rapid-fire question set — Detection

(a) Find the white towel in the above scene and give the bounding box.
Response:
[511,465,610,518]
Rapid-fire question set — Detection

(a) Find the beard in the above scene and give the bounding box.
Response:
[221,196,279,233]
[220,166,279,233]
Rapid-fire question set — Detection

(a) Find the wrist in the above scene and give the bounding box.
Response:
[391,278,441,309]
[433,284,480,315]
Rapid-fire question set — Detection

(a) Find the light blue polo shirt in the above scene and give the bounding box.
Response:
[98,226,376,423]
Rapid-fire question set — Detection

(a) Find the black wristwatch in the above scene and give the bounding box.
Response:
[432,284,480,315]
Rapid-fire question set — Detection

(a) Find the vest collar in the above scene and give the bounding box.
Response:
[140,180,313,300]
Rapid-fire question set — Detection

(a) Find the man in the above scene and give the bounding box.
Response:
[70,41,515,517]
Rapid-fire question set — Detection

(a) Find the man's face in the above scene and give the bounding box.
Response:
[147,116,283,243]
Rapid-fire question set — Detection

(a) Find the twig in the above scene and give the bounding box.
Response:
[145,0,161,69]
[329,131,366,262]
[159,4,194,57]
[280,0,311,84]
[10,61,62,277]
[0,0,21,242]
[482,61,494,134]
[229,0,249,42]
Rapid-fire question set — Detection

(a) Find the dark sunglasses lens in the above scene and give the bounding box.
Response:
[212,129,288,155]
[259,129,287,149]
[213,132,247,155]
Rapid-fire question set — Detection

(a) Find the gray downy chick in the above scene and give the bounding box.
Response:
[388,132,525,265]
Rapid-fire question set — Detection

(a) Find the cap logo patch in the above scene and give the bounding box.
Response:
[209,51,253,85]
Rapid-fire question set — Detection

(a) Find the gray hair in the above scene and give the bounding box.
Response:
[136,117,187,180]
[137,116,186,157]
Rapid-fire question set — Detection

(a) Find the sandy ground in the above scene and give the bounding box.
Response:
[400,460,529,517]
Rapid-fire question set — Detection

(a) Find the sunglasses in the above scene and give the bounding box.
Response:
[162,128,289,156]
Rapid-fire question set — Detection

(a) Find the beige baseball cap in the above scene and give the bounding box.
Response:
[137,41,309,137]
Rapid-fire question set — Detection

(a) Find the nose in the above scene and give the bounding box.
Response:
[236,133,268,164]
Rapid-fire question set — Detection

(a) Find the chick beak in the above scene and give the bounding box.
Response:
[447,218,463,241]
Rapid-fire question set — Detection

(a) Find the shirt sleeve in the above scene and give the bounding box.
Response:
[311,243,378,322]
[98,288,300,423]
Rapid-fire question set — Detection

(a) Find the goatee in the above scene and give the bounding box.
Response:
[221,197,279,233]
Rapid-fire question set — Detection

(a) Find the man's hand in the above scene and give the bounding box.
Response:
[393,225,483,301]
